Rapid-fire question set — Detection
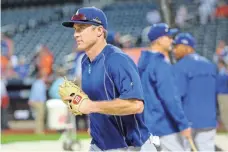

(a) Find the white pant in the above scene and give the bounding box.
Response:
[183,128,216,151]
[89,136,157,152]
[160,132,185,151]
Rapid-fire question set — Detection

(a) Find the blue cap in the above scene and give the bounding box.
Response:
[173,33,195,48]
[147,23,178,42]
[62,7,108,29]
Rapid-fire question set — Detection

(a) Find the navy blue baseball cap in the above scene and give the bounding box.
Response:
[62,7,108,29]
[173,33,196,48]
[147,23,178,42]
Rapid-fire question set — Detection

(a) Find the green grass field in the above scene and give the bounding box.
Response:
[1,133,90,144]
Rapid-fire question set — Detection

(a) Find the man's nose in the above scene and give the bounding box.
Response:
[74,31,80,39]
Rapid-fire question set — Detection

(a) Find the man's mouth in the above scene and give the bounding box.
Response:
[76,41,82,45]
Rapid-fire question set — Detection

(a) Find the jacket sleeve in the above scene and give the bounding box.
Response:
[153,60,189,131]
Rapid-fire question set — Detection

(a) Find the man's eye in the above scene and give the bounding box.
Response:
[74,25,89,32]
[75,28,84,32]
[75,29,82,32]
[81,26,87,30]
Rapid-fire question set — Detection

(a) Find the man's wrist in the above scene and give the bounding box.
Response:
[88,100,99,113]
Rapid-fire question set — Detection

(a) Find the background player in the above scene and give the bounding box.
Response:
[62,7,157,151]
[138,23,191,151]
[173,33,217,151]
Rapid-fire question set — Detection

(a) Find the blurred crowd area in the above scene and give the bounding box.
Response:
[1,0,228,132]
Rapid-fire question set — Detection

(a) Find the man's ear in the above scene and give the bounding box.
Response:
[156,36,164,45]
[97,26,103,37]
[187,47,194,54]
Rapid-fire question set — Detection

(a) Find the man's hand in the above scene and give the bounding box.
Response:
[63,96,93,114]
[58,77,90,115]
[181,128,198,151]
[181,127,192,139]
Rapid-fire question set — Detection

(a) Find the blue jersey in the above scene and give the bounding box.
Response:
[81,44,150,150]
[173,53,217,129]
[138,50,189,136]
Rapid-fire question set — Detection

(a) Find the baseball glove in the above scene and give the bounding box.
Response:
[58,77,89,115]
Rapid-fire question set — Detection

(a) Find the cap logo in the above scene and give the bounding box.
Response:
[92,17,102,24]
[75,10,79,15]
[165,28,168,32]
[181,39,189,45]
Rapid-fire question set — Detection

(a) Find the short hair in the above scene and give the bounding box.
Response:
[92,25,107,39]
[104,30,107,39]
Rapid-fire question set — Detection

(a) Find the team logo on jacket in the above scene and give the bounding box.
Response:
[73,95,82,104]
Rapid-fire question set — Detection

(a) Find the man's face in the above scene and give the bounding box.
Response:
[173,44,188,60]
[73,24,98,51]
[158,36,173,50]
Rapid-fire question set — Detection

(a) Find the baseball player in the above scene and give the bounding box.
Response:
[138,23,191,151]
[62,7,157,151]
[172,33,217,151]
